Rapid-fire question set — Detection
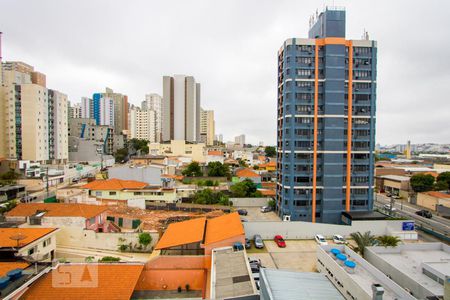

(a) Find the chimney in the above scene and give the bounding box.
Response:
[371,284,384,300]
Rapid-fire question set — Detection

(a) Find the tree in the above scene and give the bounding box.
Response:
[138,232,152,249]
[376,235,401,247]
[207,162,230,177]
[349,231,377,256]
[182,162,203,177]
[0,170,21,185]
[192,188,229,205]
[99,256,121,263]
[433,180,449,191]
[0,201,17,214]
[114,148,128,163]
[237,158,248,168]
[437,172,450,191]
[264,146,276,157]
[230,179,262,198]
[129,138,149,155]
[268,199,276,209]
[410,174,435,193]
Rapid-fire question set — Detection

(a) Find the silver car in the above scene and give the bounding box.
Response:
[254,234,264,249]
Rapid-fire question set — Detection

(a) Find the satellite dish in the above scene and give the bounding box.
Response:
[9,233,27,249]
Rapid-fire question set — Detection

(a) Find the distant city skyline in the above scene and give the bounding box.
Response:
[1,0,449,145]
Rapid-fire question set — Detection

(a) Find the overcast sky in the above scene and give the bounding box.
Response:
[1,0,449,145]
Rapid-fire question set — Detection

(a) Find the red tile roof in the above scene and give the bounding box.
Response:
[6,203,107,219]
[258,189,276,196]
[0,228,57,248]
[155,217,206,250]
[236,168,260,178]
[423,191,450,198]
[82,178,148,190]
[21,264,144,300]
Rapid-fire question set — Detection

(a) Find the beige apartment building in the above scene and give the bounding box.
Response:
[200,108,215,146]
[0,61,68,163]
[149,140,206,163]
[129,106,157,142]
[103,87,128,134]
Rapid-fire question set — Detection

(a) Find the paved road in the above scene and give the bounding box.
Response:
[375,194,450,238]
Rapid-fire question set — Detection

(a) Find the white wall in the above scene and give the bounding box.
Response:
[173,75,185,140]
[243,220,416,240]
[231,198,269,207]
[55,227,159,252]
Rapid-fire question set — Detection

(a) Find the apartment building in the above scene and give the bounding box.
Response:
[276,8,377,223]
[142,93,162,142]
[0,61,68,164]
[92,87,128,133]
[81,96,94,118]
[129,105,157,142]
[162,75,200,142]
[200,108,215,146]
[235,134,245,147]
[68,101,81,119]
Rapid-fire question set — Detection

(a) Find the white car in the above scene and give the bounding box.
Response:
[332,234,346,244]
[383,204,397,211]
[315,234,328,245]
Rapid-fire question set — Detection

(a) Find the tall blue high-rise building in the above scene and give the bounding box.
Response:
[276,7,377,224]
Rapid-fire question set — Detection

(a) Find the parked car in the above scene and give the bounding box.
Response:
[383,204,397,211]
[332,234,346,244]
[250,264,260,273]
[314,234,328,245]
[260,206,272,213]
[237,209,248,216]
[254,234,264,249]
[245,238,252,249]
[248,257,262,266]
[392,195,401,199]
[386,192,392,197]
[240,218,248,222]
[252,272,260,282]
[233,242,244,251]
[416,210,433,218]
[274,235,286,248]
[255,280,260,291]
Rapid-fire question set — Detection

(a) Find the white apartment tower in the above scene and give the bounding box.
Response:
[142,93,162,142]
[235,134,246,147]
[162,75,201,142]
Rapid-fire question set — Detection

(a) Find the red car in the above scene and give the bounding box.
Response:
[274,235,286,248]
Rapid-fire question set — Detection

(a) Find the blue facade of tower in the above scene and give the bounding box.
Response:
[93,93,101,125]
[276,8,377,224]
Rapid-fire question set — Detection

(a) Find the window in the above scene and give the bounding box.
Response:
[133,192,142,195]
[296,69,312,77]
[296,56,312,64]
[28,247,37,255]
[109,191,117,195]
[95,191,102,197]
[43,238,51,247]
[295,93,312,101]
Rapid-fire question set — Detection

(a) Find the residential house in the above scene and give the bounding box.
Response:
[235,168,262,186]
[5,203,112,232]
[82,178,178,205]
[108,164,164,186]
[136,213,246,298]
[206,150,224,164]
[0,228,58,262]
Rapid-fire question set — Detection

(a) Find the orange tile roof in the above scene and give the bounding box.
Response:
[82,178,148,191]
[261,182,276,188]
[420,171,439,178]
[0,228,57,248]
[204,212,244,245]
[236,168,260,178]
[21,264,144,300]
[155,217,206,250]
[0,262,30,277]
[208,151,223,156]
[424,191,450,198]
[6,203,107,219]
[161,174,184,180]
[259,189,276,196]
[258,156,266,162]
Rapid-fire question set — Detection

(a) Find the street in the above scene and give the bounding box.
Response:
[375,193,450,240]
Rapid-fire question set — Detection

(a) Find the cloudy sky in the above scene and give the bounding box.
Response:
[1,0,449,145]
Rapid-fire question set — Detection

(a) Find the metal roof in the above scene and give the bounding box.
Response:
[260,269,344,300]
